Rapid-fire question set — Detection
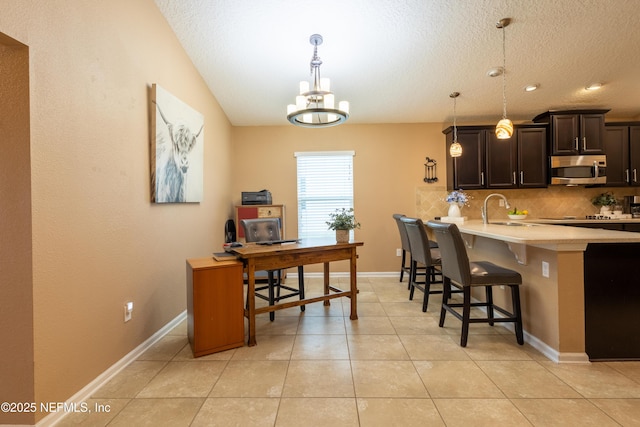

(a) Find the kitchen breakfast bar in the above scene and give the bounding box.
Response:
[435,220,640,363]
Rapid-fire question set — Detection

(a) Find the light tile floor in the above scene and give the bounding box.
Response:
[58,276,640,426]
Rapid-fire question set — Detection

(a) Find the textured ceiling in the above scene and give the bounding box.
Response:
[154,0,640,126]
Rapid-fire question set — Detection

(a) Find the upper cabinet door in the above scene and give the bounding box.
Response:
[451,129,485,190]
[580,114,606,154]
[629,126,640,186]
[604,126,629,186]
[486,131,517,188]
[551,115,579,154]
[517,127,548,187]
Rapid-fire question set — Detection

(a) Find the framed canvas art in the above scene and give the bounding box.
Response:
[151,84,204,203]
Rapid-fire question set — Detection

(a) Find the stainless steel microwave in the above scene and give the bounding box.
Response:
[549,155,607,185]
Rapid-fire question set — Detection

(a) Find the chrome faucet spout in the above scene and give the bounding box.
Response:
[482,193,511,224]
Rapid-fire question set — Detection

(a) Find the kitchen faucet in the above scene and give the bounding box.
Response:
[482,193,511,224]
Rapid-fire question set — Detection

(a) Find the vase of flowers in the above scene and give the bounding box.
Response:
[326,208,360,243]
[445,190,469,217]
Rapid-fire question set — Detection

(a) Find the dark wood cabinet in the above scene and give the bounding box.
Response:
[517,126,548,187]
[446,128,485,190]
[604,123,640,186]
[533,110,608,155]
[631,126,640,185]
[445,125,547,190]
[486,131,517,188]
[605,125,630,186]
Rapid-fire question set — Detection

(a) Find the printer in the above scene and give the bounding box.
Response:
[241,190,272,205]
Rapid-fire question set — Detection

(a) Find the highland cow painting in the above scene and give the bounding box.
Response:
[151,84,204,203]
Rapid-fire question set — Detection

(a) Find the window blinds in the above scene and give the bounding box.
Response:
[295,151,355,240]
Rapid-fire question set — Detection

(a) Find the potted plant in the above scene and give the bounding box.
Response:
[326,208,360,243]
[591,192,617,214]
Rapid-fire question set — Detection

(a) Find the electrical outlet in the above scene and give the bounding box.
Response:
[542,261,549,278]
[124,301,133,322]
[499,199,505,207]
[396,248,403,257]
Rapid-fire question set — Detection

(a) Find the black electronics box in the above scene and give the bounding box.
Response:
[241,190,272,205]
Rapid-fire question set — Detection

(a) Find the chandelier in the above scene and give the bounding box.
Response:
[495,18,513,139]
[449,92,462,157]
[286,34,350,128]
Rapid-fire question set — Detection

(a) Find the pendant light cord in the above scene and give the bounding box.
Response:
[453,95,458,142]
[501,25,507,119]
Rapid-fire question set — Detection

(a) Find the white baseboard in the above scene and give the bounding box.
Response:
[38,310,187,427]
[287,271,399,278]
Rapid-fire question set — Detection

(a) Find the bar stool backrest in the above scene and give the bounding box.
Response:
[400,217,434,267]
[426,221,472,286]
[392,214,411,253]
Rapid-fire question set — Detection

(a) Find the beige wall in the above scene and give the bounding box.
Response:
[0,1,232,423]
[231,123,447,273]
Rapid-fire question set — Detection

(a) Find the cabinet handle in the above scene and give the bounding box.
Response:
[574,137,579,151]
[582,137,587,151]
[634,169,638,183]
[520,171,524,185]
[512,172,516,185]
[481,172,485,186]
[626,169,630,183]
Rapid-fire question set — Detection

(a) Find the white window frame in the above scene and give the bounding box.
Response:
[295,151,356,240]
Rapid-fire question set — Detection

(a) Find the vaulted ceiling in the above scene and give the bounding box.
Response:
[154,0,640,126]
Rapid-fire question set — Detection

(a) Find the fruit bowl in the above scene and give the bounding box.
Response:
[508,214,527,220]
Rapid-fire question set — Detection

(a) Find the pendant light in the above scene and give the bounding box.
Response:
[449,92,462,158]
[495,18,513,139]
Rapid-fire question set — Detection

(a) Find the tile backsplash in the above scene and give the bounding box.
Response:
[416,186,640,221]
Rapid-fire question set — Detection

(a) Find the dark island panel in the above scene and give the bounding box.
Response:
[584,243,640,360]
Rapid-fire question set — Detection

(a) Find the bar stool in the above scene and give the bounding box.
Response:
[426,221,524,347]
[400,217,444,312]
[392,214,438,287]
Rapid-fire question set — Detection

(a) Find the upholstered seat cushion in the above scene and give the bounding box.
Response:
[469,261,522,286]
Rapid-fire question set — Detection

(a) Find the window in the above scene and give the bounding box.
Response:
[295,151,355,240]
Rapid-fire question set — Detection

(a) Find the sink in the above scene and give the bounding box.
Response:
[490,221,539,227]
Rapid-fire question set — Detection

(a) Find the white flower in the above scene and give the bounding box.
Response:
[445,190,469,205]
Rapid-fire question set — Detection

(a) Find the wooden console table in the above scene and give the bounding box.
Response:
[229,239,364,346]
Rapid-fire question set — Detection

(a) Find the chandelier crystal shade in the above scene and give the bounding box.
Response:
[287,34,349,128]
[449,92,462,158]
[495,18,513,139]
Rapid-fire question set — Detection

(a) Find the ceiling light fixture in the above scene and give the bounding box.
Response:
[449,92,462,158]
[286,34,349,128]
[585,82,603,91]
[495,18,513,139]
[524,84,539,92]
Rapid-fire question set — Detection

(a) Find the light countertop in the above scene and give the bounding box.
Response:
[436,220,640,246]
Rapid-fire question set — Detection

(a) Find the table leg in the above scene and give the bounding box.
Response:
[323,262,331,306]
[247,262,257,346]
[349,248,358,320]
